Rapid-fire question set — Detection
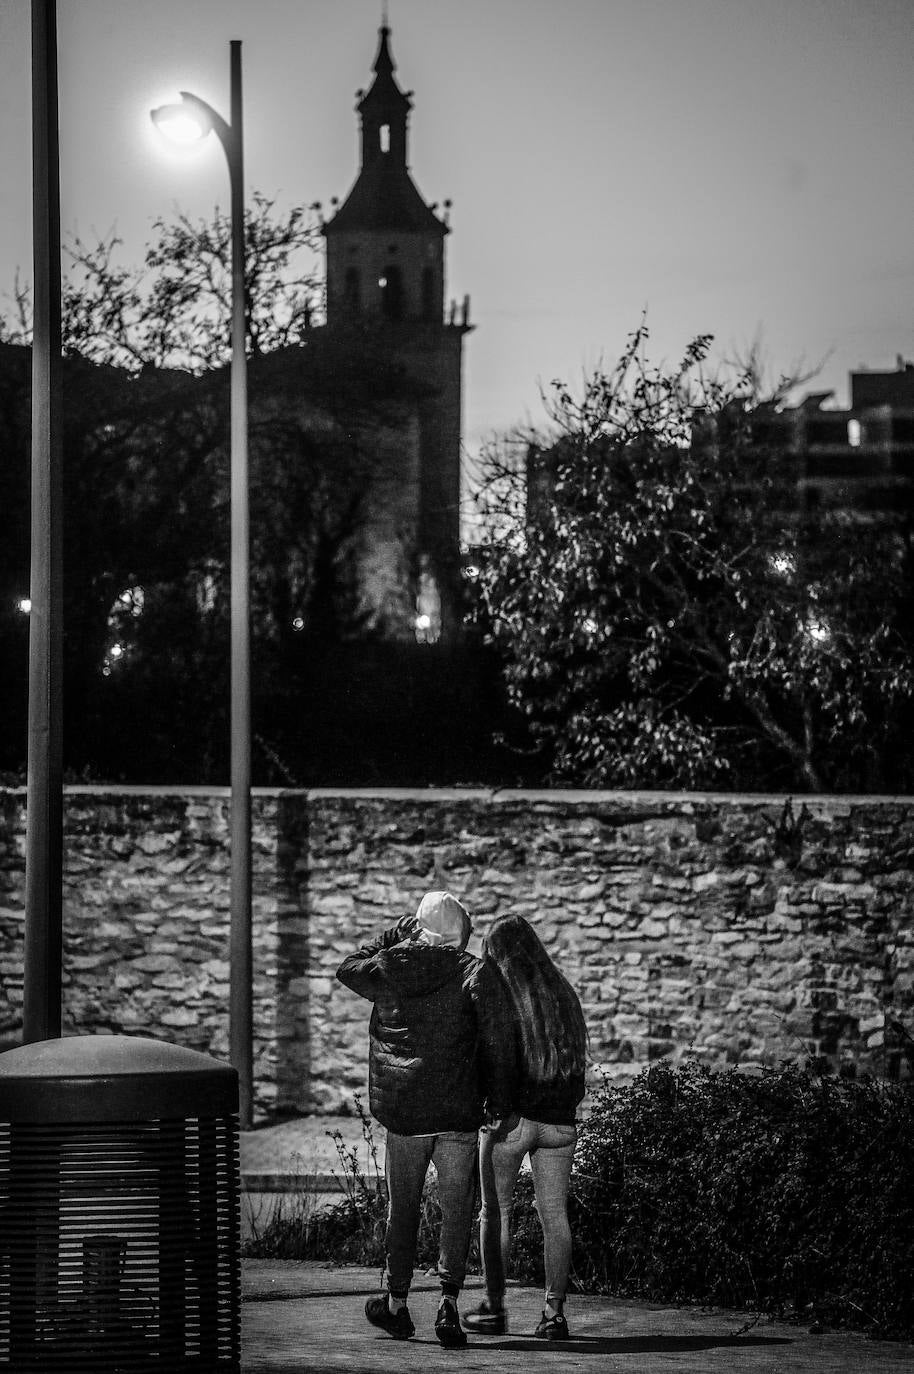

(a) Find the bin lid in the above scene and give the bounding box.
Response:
[0,1035,238,1122]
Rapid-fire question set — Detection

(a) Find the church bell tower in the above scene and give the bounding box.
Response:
[322,24,472,642]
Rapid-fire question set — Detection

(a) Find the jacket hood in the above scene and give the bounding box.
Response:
[382,942,469,998]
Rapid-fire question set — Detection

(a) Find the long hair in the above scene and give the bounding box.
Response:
[482,914,588,1085]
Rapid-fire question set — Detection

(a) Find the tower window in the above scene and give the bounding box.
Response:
[379,264,403,320]
[421,266,436,321]
[380,123,390,152]
[344,267,361,312]
[415,561,441,644]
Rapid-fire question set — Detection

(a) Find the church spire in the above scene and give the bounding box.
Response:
[357,24,412,168]
[373,24,395,81]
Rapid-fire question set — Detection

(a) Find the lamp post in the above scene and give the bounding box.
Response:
[152,41,252,1127]
[23,0,63,1044]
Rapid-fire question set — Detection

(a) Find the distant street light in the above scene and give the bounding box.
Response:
[151,41,252,1128]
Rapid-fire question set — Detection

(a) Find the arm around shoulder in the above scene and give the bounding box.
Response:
[471,960,518,1119]
[336,921,406,1000]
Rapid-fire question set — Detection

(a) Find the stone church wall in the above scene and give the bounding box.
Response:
[0,787,912,1120]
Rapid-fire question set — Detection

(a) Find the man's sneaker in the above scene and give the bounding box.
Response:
[534,1309,569,1340]
[365,1294,415,1339]
[461,1300,507,1335]
[435,1297,468,1347]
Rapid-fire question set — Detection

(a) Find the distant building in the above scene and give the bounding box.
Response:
[768,359,914,520]
[526,359,914,531]
[315,23,473,643]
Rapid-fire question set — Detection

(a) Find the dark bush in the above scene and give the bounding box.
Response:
[537,1061,914,1338]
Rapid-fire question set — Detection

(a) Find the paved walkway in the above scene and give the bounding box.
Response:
[241,1261,912,1374]
[241,1114,378,1194]
[240,1113,382,1241]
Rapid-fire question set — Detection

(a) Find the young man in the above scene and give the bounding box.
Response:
[336,890,514,1347]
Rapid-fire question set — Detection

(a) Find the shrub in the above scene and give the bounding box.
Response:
[557,1061,914,1338]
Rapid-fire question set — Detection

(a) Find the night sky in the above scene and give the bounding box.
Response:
[1,0,912,490]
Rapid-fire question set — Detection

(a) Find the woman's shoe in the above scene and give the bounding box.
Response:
[462,1300,507,1335]
[534,1310,569,1340]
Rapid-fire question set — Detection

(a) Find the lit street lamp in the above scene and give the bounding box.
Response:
[152,41,252,1127]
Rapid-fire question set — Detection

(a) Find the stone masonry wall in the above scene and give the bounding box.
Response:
[0,787,912,1120]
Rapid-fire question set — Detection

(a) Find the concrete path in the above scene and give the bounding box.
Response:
[241,1114,381,1240]
[241,1114,379,1193]
[241,1261,912,1374]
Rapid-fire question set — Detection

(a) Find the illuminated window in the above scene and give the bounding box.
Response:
[379,264,403,320]
[380,123,390,152]
[847,419,861,447]
[415,559,441,644]
[195,567,220,616]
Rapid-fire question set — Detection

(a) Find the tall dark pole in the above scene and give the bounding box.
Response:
[23,0,63,1044]
[226,40,252,1129]
[150,46,253,1123]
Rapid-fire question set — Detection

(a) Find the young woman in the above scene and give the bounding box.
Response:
[463,914,588,1341]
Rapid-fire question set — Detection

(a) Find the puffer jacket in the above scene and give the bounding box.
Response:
[337,921,516,1136]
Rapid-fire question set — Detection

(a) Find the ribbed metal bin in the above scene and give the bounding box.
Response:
[0,1036,240,1372]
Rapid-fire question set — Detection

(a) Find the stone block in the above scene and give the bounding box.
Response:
[130,954,181,974]
[136,832,181,856]
[638,918,668,939]
[160,1008,198,1028]
[151,972,188,991]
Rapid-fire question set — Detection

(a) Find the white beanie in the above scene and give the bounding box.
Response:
[415,891,471,949]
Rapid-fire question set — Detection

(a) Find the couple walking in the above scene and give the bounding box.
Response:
[336,889,588,1347]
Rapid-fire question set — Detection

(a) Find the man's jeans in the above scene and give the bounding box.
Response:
[384,1130,478,1296]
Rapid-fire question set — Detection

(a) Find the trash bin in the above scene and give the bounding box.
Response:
[0,1035,240,1371]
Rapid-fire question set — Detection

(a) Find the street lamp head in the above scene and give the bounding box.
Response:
[150,91,215,145]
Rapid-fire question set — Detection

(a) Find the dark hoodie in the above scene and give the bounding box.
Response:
[336,921,515,1135]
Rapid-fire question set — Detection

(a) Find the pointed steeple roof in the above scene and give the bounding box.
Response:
[324,25,446,238]
[358,25,410,114]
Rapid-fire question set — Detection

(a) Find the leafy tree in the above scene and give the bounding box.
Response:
[473,325,914,792]
[1,192,322,368]
[0,200,417,781]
